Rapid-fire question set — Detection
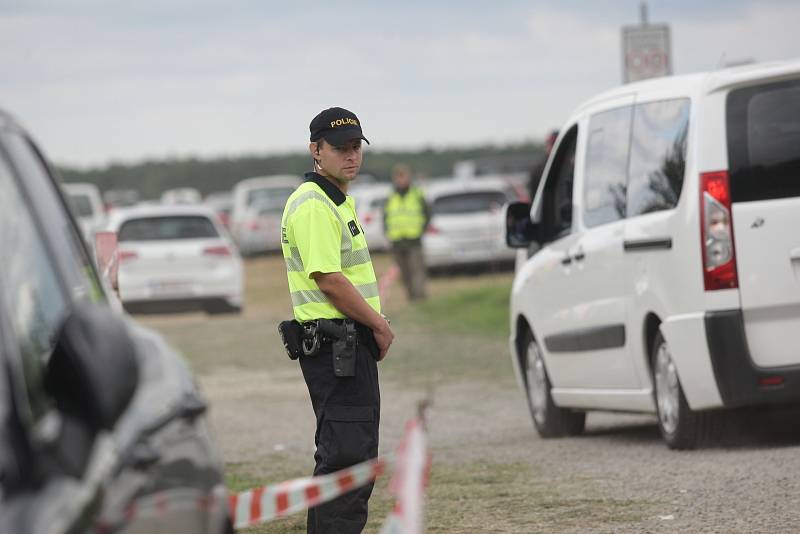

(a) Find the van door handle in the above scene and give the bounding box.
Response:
[573,249,586,262]
[561,254,572,266]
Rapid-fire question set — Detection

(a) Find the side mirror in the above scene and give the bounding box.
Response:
[505,201,538,249]
[94,231,118,291]
[45,302,138,431]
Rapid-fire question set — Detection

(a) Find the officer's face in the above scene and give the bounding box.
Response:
[312,139,363,183]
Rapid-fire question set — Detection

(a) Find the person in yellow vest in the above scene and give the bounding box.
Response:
[279,107,394,534]
[383,163,430,301]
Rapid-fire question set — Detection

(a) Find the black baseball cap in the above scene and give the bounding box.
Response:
[309,107,370,146]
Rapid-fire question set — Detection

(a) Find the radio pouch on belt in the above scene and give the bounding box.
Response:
[318,319,358,377]
[278,320,304,360]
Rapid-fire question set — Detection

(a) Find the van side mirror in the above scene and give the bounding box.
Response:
[505,201,538,248]
[45,302,138,431]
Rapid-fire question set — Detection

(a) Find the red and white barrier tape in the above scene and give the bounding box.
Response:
[229,456,387,530]
[230,409,430,532]
[380,411,431,534]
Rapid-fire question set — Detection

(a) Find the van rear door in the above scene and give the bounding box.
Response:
[727,76,800,368]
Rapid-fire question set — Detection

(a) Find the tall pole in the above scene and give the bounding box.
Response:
[640,1,648,25]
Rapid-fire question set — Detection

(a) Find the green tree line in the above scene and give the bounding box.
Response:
[57,142,544,199]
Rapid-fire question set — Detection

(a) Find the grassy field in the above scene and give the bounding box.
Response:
[139,255,652,533]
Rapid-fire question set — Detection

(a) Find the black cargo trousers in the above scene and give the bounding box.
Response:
[298,323,380,534]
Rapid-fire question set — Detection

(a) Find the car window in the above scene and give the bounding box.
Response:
[540,127,578,243]
[118,215,220,241]
[583,105,633,228]
[255,193,292,215]
[67,193,95,217]
[727,78,800,203]
[627,98,690,216]
[369,197,387,210]
[432,191,508,215]
[0,153,64,423]
[1,133,103,303]
[246,186,296,207]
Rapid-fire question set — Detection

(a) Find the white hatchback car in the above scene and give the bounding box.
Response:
[423,178,517,270]
[107,204,244,314]
[507,60,800,449]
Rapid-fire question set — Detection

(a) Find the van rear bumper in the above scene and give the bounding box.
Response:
[706,309,800,408]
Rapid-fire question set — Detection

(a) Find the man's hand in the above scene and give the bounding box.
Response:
[313,271,395,360]
[372,317,395,361]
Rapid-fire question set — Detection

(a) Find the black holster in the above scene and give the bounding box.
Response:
[279,319,359,377]
[317,319,358,378]
[278,320,305,360]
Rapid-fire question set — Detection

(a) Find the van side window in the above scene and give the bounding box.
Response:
[583,106,633,228]
[627,98,690,216]
[540,127,577,243]
[0,152,66,423]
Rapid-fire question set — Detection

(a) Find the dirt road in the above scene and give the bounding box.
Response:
[140,256,800,533]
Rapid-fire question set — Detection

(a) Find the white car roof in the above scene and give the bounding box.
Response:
[573,59,800,118]
[423,177,515,200]
[62,182,101,196]
[233,175,301,192]
[106,203,220,231]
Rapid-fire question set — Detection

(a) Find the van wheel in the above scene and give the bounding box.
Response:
[522,331,585,438]
[652,332,721,449]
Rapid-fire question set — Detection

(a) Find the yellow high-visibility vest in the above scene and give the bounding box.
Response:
[384,187,426,241]
[281,175,380,321]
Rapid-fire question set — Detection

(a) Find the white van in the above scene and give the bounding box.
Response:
[230,175,301,247]
[506,60,800,449]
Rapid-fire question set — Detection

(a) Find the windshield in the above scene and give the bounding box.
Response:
[433,191,509,215]
[246,186,296,207]
[118,215,219,241]
[68,193,94,217]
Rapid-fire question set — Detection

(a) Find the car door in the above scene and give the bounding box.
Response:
[565,98,640,389]
[522,126,585,388]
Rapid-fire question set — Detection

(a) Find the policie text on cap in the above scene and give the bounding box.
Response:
[309,107,370,147]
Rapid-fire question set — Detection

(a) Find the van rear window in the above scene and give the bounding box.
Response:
[727,78,800,203]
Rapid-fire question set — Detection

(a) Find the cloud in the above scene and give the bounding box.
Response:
[1,1,798,166]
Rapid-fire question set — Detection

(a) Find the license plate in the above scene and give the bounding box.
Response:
[149,280,191,297]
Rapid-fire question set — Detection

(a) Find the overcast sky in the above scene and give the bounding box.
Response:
[2,0,799,168]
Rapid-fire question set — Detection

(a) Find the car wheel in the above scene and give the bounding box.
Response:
[652,332,721,449]
[522,330,585,438]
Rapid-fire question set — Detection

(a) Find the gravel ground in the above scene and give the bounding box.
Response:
[149,255,800,533]
[200,365,800,533]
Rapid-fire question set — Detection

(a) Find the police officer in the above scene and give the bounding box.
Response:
[280,107,394,534]
[383,164,430,301]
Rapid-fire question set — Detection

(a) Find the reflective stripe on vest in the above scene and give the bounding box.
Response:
[385,188,426,241]
[281,182,380,321]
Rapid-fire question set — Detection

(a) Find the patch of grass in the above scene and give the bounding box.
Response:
[409,281,511,340]
[225,459,651,533]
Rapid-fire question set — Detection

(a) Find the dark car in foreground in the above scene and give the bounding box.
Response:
[0,109,231,533]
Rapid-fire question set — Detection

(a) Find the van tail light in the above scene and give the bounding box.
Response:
[203,245,231,256]
[118,249,138,262]
[700,171,738,291]
[362,212,374,224]
[425,224,440,235]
